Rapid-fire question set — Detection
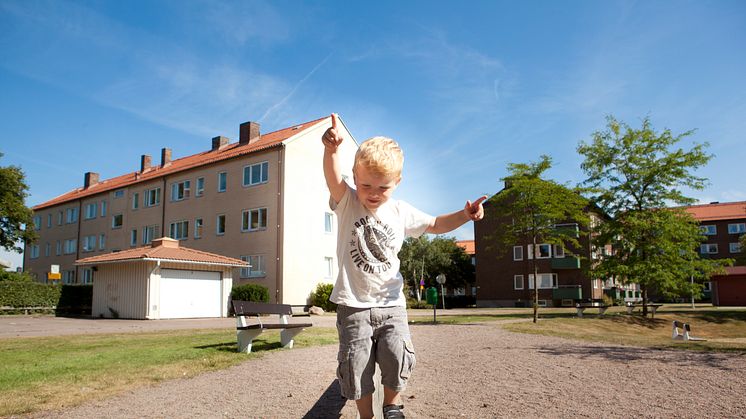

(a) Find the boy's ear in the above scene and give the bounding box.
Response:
[395,176,402,186]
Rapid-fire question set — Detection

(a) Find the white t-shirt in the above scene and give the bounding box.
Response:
[330,185,435,308]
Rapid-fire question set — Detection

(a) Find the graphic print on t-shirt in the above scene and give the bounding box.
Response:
[349,215,396,275]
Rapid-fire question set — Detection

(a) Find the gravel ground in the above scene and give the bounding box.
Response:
[24,317,746,419]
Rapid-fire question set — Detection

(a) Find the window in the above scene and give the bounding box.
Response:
[169,220,189,240]
[63,270,76,285]
[195,218,203,239]
[325,212,333,233]
[536,244,552,259]
[216,215,226,235]
[240,255,266,278]
[101,200,107,217]
[196,177,205,197]
[730,242,743,253]
[528,273,558,289]
[218,172,227,192]
[514,275,524,290]
[47,214,52,228]
[114,189,124,198]
[145,188,161,207]
[57,211,63,225]
[56,241,61,256]
[243,161,269,186]
[728,223,746,234]
[171,180,191,201]
[704,282,711,292]
[324,257,334,278]
[700,225,717,235]
[64,239,77,254]
[44,242,50,257]
[66,208,78,224]
[700,243,718,254]
[513,246,523,261]
[82,235,96,252]
[33,215,41,230]
[112,214,123,229]
[142,225,158,245]
[242,208,268,231]
[99,234,106,250]
[81,269,93,285]
[553,244,565,258]
[84,203,97,219]
[30,244,39,259]
[130,229,138,246]
[132,192,139,210]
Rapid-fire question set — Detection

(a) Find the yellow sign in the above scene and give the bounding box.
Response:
[47,273,61,280]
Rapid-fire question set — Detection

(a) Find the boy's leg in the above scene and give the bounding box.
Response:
[336,305,377,415]
[355,394,374,419]
[373,306,415,411]
[383,385,402,406]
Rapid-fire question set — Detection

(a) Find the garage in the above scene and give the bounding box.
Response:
[159,269,222,318]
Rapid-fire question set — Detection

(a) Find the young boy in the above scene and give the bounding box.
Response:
[322,114,485,419]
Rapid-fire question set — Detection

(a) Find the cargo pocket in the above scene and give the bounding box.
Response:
[399,339,416,380]
[336,346,353,396]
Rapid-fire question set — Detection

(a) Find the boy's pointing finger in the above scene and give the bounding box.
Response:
[472,195,487,208]
[331,113,338,130]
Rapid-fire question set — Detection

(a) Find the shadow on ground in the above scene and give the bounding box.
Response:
[303,379,346,419]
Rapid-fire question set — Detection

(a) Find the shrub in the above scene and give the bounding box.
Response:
[231,283,270,303]
[601,294,615,307]
[310,283,337,312]
[56,285,92,315]
[406,298,432,309]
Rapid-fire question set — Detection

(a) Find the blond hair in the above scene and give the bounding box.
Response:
[353,136,404,178]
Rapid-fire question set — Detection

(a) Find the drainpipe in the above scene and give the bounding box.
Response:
[275,145,285,303]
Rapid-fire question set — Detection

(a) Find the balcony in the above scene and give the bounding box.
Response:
[551,256,580,269]
[553,285,582,300]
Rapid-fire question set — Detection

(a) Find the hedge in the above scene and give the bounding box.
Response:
[0,282,92,315]
[310,283,337,312]
[230,283,269,303]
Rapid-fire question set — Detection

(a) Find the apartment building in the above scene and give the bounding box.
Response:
[24,115,357,305]
[684,201,746,305]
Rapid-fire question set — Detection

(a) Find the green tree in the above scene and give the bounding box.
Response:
[0,153,37,252]
[737,232,746,266]
[577,116,729,316]
[486,155,589,323]
[399,236,474,299]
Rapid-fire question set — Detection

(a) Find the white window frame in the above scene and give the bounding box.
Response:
[514,275,524,290]
[56,241,61,256]
[700,243,718,254]
[44,242,50,257]
[112,214,123,229]
[243,161,269,186]
[216,214,226,235]
[57,211,63,225]
[195,218,203,239]
[63,270,75,285]
[66,208,78,224]
[700,225,717,236]
[64,239,77,255]
[324,212,334,233]
[513,246,523,261]
[528,273,558,289]
[218,172,227,192]
[142,225,158,245]
[30,244,39,259]
[196,177,205,197]
[33,215,41,230]
[324,256,334,278]
[242,208,268,231]
[132,192,139,210]
[114,189,125,198]
[728,223,746,234]
[84,203,97,220]
[240,255,266,278]
[171,180,191,201]
[47,213,52,228]
[99,234,106,250]
[145,188,161,207]
[169,220,189,240]
[704,281,712,292]
[730,242,742,253]
[101,200,107,217]
[130,229,138,246]
[553,244,565,258]
[81,268,93,285]
[82,235,96,252]
[536,244,552,259]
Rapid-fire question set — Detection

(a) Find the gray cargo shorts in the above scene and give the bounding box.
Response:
[336,305,416,400]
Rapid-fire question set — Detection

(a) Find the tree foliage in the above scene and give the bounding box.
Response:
[0,153,37,252]
[398,235,474,294]
[577,116,729,314]
[485,155,589,323]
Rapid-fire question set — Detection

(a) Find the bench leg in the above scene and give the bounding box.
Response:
[280,328,305,349]
[599,307,608,316]
[626,306,633,315]
[576,308,584,318]
[237,329,263,353]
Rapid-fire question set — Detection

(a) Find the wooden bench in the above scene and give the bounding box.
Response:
[672,320,706,341]
[626,302,663,317]
[231,300,313,353]
[575,303,610,317]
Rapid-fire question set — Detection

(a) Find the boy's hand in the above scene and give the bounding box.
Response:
[322,113,344,151]
[464,195,487,221]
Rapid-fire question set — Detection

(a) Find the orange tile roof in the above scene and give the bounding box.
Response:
[75,237,248,267]
[456,240,475,255]
[683,201,746,222]
[34,116,330,210]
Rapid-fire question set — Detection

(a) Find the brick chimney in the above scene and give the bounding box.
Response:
[211,136,230,151]
[141,154,152,172]
[84,172,100,189]
[239,121,261,145]
[160,148,172,167]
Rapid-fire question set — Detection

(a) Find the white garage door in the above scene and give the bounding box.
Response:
[159,269,222,318]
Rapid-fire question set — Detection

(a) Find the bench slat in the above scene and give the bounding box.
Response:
[232,300,293,316]
[237,323,312,330]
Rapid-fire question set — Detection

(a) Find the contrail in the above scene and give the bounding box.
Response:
[260,51,334,122]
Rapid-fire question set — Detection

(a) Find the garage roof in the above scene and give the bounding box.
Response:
[75,237,249,267]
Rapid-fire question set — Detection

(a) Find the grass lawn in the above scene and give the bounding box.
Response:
[0,327,338,417]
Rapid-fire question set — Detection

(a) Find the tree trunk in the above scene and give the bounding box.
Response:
[642,287,648,317]
[533,239,538,323]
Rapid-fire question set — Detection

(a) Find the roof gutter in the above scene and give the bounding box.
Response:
[76,257,248,268]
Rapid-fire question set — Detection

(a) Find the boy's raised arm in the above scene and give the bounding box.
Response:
[322,113,347,204]
[426,195,487,235]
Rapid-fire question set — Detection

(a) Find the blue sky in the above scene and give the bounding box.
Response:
[1,0,745,269]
